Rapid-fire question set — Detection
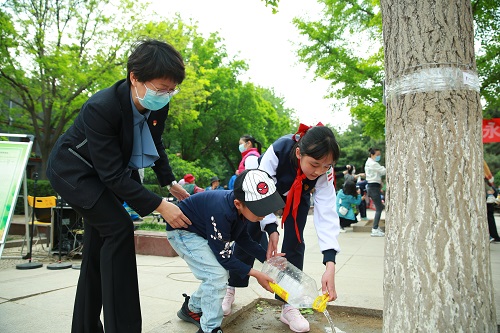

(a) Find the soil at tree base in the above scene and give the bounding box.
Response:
[223,299,382,333]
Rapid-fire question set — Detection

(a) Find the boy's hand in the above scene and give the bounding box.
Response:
[249,269,274,293]
[321,261,337,302]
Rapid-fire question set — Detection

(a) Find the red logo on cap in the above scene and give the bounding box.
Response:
[256,182,269,195]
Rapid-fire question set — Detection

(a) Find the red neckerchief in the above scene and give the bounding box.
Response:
[281,160,307,243]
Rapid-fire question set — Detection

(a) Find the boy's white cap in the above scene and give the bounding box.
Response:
[233,169,285,216]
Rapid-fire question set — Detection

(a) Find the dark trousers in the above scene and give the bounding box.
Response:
[340,217,356,228]
[66,189,141,333]
[359,196,367,218]
[487,203,500,240]
[367,183,384,229]
[228,222,268,287]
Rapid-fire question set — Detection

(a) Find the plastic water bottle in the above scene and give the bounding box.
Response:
[261,257,328,312]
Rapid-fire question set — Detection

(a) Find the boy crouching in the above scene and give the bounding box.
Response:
[166,169,285,333]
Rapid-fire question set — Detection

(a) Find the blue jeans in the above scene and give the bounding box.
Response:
[166,230,228,332]
[367,183,384,229]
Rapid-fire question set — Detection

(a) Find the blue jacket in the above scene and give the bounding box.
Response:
[336,189,362,221]
[166,190,267,279]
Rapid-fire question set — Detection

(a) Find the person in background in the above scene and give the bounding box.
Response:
[336,180,363,232]
[227,173,237,190]
[182,174,205,195]
[236,134,262,174]
[206,176,224,191]
[485,177,500,242]
[365,147,386,237]
[356,174,369,221]
[223,134,265,315]
[46,39,191,333]
[224,123,341,332]
[168,169,285,333]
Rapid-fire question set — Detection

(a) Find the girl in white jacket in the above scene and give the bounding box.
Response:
[365,148,386,237]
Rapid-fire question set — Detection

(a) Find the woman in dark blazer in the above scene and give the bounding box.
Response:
[47,39,191,333]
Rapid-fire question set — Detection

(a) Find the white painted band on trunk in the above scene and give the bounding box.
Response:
[385,67,480,100]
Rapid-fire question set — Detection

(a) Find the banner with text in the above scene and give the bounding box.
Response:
[483,118,500,143]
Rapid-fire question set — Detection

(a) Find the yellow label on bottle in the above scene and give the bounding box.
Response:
[269,282,289,302]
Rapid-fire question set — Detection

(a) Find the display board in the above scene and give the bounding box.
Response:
[0,138,33,257]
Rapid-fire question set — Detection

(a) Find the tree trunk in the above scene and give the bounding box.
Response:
[380,0,497,331]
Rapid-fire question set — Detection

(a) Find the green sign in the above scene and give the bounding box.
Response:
[0,140,32,255]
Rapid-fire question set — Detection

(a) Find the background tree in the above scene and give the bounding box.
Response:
[136,18,294,182]
[293,0,500,140]
[381,0,496,331]
[0,0,142,178]
[0,3,295,181]
[335,121,385,173]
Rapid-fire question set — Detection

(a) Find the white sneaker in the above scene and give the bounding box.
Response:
[222,287,235,316]
[371,228,385,237]
[280,305,310,332]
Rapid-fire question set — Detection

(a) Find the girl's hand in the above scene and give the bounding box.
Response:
[321,261,337,302]
[266,232,280,259]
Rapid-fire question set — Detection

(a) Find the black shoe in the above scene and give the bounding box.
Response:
[178,293,202,328]
[196,328,223,333]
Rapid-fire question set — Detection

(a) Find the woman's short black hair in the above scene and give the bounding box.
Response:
[127,39,185,86]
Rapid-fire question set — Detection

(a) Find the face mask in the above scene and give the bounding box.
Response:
[352,168,356,174]
[238,143,246,153]
[135,84,171,111]
[375,155,381,162]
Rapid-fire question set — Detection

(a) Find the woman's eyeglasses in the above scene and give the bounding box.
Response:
[145,82,180,97]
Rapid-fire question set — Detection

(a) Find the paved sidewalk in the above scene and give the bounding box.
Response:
[0,211,499,332]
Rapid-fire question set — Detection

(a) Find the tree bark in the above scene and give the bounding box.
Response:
[380,0,497,331]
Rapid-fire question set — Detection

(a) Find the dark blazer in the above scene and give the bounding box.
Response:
[47,79,175,216]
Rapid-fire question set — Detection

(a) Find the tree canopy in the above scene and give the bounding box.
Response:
[293,0,500,139]
[0,0,295,180]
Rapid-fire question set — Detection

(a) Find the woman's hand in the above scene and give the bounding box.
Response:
[321,261,337,302]
[156,199,191,228]
[169,183,190,201]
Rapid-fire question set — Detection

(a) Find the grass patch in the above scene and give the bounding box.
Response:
[136,221,166,232]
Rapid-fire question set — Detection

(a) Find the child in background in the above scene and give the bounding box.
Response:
[336,180,363,231]
[182,173,205,195]
[166,169,285,333]
[223,134,266,315]
[223,124,341,332]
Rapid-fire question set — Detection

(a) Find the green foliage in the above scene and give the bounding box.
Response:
[294,0,385,139]
[136,221,166,231]
[473,0,500,111]
[335,121,385,172]
[293,0,500,138]
[143,153,218,189]
[0,2,294,183]
[140,17,294,176]
[0,0,144,178]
